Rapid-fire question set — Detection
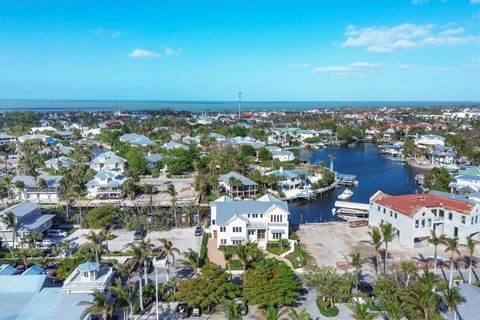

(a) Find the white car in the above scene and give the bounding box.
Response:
[36,238,58,248]
[47,229,67,238]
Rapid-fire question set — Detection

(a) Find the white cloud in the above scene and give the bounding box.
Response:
[471,0,480,4]
[311,61,385,78]
[395,63,454,72]
[129,48,162,58]
[341,23,478,52]
[290,63,311,68]
[87,27,121,38]
[165,47,183,56]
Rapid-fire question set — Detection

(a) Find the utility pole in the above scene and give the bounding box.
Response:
[238,91,242,120]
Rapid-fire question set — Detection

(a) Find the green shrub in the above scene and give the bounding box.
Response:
[316,298,339,317]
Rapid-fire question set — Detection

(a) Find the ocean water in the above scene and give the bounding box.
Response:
[0,99,478,112]
[288,143,423,224]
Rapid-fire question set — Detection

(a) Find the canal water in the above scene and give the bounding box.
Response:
[289,143,424,224]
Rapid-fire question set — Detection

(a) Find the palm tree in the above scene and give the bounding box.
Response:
[220,246,233,277]
[348,251,364,293]
[36,178,51,204]
[443,286,466,320]
[181,248,203,270]
[361,227,382,275]
[0,211,16,250]
[382,297,405,320]
[81,230,106,264]
[3,175,12,199]
[348,300,379,320]
[443,237,461,288]
[233,241,260,274]
[223,300,242,320]
[109,278,131,320]
[23,231,43,249]
[78,290,113,320]
[258,306,289,320]
[461,236,476,284]
[126,239,153,311]
[401,260,417,287]
[123,178,137,201]
[379,222,397,273]
[413,269,441,319]
[164,184,178,227]
[141,183,154,211]
[13,180,26,200]
[285,307,311,320]
[427,230,440,276]
[159,238,180,281]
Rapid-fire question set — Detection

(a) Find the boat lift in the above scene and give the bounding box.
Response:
[332,200,370,221]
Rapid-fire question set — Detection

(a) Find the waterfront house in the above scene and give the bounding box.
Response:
[218,171,259,198]
[45,156,76,170]
[271,150,295,162]
[265,167,306,191]
[89,151,127,173]
[55,130,74,141]
[449,174,480,194]
[368,191,480,248]
[208,132,227,143]
[119,133,154,147]
[86,170,128,199]
[18,133,50,144]
[210,194,289,248]
[62,261,114,295]
[12,175,63,203]
[0,133,17,145]
[415,134,445,147]
[428,145,457,165]
[0,202,55,248]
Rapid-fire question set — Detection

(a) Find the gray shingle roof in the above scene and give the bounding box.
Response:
[89,151,126,165]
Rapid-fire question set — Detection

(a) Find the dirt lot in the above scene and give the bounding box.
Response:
[297,222,466,272]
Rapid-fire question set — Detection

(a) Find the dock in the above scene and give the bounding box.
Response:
[336,174,358,186]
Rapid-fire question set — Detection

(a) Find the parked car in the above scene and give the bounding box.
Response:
[47,229,67,238]
[175,303,190,318]
[194,226,203,236]
[36,238,58,248]
[133,229,146,240]
[191,306,201,317]
[358,281,374,297]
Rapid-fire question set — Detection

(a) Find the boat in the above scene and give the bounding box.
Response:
[338,188,353,200]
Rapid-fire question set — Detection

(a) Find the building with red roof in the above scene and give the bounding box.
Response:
[369,191,480,248]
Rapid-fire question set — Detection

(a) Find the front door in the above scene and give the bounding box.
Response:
[213,230,217,239]
[257,229,265,240]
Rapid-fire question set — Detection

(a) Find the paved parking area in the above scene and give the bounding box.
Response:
[66,227,202,254]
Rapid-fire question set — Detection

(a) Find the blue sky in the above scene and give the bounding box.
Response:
[0,0,479,101]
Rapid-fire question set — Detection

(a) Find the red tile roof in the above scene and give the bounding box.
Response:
[373,192,475,217]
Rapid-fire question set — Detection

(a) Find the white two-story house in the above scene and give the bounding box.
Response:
[210,194,290,249]
[89,151,127,173]
[86,170,128,199]
[369,190,480,248]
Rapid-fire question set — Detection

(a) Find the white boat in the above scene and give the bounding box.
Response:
[337,189,353,200]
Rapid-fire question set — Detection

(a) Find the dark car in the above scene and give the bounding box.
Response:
[359,281,374,297]
[175,303,190,318]
[194,226,203,236]
[133,229,146,240]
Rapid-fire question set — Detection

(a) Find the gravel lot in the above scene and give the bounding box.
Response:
[66,227,202,254]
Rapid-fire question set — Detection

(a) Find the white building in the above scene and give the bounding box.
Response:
[369,191,480,248]
[12,175,63,203]
[271,150,295,162]
[0,133,17,145]
[218,171,259,198]
[89,151,127,173]
[449,175,480,194]
[86,170,128,199]
[119,133,154,147]
[210,194,290,249]
[62,261,114,295]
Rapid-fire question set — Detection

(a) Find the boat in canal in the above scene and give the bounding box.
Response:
[337,188,353,200]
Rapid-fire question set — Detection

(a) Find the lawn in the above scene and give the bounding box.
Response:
[285,243,311,269]
[266,241,290,256]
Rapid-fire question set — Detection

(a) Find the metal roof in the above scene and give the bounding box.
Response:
[456,284,480,320]
[0,275,46,293]
[0,264,17,276]
[2,202,40,218]
[218,171,258,186]
[77,261,100,272]
[212,200,289,225]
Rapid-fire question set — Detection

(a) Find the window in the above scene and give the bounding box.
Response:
[233,227,242,233]
[377,205,380,211]
[427,219,432,227]
[415,220,419,228]
[476,216,478,224]
[248,214,251,218]
[212,219,216,225]
[248,230,255,235]
[232,240,242,245]
[439,210,444,218]
[390,211,392,217]
[220,239,226,245]
[272,233,282,240]
[448,212,453,221]
[394,213,397,219]
[383,208,386,214]
[220,227,226,232]
[461,216,466,224]
[421,219,425,228]
[260,214,263,218]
